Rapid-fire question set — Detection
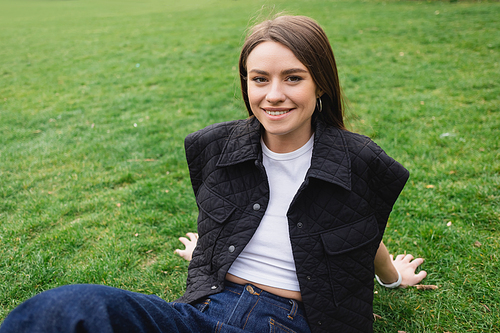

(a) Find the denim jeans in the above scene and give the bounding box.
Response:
[0,281,311,333]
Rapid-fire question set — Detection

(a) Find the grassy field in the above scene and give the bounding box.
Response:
[1,0,499,332]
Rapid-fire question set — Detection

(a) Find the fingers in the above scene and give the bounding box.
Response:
[394,254,423,266]
[178,237,190,246]
[174,249,191,261]
[179,233,199,246]
[404,270,427,287]
[394,254,412,262]
[392,253,427,287]
[394,254,406,261]
[416,270,427,281]
[186,232,199,241]
[404,254,414,262]
[409,257,424,268]
[174,232,198,262]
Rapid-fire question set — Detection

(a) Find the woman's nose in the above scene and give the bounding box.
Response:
[266,82,285,104]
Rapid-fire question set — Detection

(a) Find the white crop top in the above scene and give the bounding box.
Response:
[227,134,314,291]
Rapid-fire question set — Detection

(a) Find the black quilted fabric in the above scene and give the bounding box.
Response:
[177,117,409,333]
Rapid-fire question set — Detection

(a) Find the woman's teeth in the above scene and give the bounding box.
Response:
[265,110,290,116]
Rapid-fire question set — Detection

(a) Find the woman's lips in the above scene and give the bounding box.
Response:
[262,108,293,116]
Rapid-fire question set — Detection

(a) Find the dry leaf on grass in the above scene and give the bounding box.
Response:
[415,285,439,290]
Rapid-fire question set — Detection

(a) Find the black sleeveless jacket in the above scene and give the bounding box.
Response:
[177,117,409,333]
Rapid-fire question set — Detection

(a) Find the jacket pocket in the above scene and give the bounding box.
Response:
[194,183,238,273]
[196,183,237,225]
[320,214,380,306]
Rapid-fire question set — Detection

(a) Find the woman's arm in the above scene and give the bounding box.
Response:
[174,232,198,261]
[374,241,427,288]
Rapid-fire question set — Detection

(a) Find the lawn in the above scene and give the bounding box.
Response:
[0,0,499,332]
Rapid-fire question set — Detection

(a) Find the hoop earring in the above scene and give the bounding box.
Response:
[316,97,323,113]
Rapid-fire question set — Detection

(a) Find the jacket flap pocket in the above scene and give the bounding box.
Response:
[321,215,379,255]
[197,184,237,224]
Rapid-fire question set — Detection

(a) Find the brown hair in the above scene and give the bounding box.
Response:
[239,15,346,130]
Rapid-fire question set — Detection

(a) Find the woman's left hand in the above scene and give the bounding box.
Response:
[391,254,427,288]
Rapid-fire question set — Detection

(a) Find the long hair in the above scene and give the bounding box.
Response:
[239,15,346,130]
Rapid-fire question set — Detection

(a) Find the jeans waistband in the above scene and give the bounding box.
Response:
[223,280,305,309]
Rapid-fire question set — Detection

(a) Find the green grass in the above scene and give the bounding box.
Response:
[1,0,499,332]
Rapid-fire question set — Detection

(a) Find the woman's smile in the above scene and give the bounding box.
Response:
[262,107,294,116]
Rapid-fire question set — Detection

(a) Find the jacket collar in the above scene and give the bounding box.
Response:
[217,116,352,191]
[217,117,262,166]
[309,120,351,191]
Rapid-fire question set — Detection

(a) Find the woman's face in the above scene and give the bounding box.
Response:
[246,41,320,153]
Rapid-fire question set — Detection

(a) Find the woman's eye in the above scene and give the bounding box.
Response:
[287,76,303,82]
[251,77,267,83]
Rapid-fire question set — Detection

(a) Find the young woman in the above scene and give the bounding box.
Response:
[0,15,426,333]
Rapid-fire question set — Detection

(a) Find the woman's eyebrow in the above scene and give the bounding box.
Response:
[282,68,308,75]
[248,68,308,75]
[248,69,268,75]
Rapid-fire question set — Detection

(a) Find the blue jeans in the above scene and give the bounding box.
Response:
[0,281,311,333]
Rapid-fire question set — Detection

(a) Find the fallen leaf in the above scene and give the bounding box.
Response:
[481,304,491,312]
[426,185,435,188]
[415,285,438,290]
[146,249,153,254]
[474,241,482,247]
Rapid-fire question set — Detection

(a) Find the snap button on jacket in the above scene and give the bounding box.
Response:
[177,117,409,333]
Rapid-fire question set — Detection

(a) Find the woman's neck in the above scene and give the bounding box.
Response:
[262,129,314,154]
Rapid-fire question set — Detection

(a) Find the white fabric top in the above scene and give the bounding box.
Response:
[227,135,314,291]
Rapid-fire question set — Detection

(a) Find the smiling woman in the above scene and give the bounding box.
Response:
[0,14,426,333]
[246,41,320,153]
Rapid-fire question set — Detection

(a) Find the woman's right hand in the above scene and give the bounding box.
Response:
[174,232,198,261]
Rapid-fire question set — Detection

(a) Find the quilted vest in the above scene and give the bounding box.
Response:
[178,117,409,333]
